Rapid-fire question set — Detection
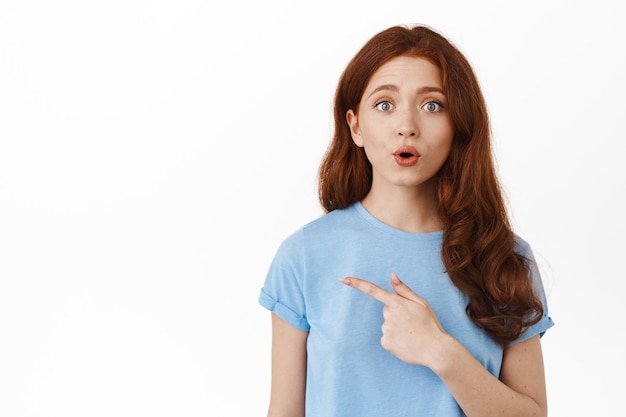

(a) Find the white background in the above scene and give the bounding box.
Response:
[1,0,624,416]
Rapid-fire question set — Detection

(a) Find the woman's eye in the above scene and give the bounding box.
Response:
[423,101,443,112]
[375,101,394,112]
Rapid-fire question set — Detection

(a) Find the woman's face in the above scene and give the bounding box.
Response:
[347,55,454,194]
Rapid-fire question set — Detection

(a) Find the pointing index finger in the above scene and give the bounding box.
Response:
[340,277,397,305]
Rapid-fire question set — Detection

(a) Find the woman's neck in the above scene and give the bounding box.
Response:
[361,182,443,233]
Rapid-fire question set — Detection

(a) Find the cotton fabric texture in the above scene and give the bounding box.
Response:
[259,202,554,417]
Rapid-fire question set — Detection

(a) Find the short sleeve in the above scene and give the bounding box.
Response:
[509,237,555,346]
[258,229,310,331]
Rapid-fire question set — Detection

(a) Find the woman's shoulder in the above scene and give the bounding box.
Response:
[277,204,360,249]
[512,234,534,258]
[270,204,359,262]
[301,204,357,231]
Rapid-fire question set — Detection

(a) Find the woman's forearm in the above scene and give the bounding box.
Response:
[430,335,547,417]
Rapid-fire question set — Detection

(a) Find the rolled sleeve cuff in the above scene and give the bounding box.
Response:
[258,288,310,331]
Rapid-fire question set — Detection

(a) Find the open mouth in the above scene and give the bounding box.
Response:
[394,146,420,167]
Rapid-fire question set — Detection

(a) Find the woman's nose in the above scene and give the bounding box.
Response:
[396,110,418,137]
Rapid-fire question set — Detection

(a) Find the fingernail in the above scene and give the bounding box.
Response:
[391,272,401,285]
[339,278,352,286]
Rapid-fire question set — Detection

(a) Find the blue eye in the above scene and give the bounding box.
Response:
[375,101,394,112]
[423,101,443,112]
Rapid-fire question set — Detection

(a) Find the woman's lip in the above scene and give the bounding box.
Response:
[394,153,419,167]
[393,146,420,157]
[393,146,420,167]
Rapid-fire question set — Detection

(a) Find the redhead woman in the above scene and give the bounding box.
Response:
[259,24,554,417]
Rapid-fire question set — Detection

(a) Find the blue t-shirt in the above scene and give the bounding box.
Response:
[259,202,554,417]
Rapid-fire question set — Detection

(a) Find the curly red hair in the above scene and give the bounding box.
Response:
[318,24,543,345]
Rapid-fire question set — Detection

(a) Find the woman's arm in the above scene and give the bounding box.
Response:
[266,312,308,417]
[340,274,548,417]
[433,334,547,417]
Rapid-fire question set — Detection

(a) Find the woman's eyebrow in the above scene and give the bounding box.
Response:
[416,86,445,95]
[367,84,444,99]
[367,84,398,98]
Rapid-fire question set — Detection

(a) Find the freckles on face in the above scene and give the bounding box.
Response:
[347,56,454,190]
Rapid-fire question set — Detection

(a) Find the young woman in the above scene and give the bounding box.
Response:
[259,24,554,417]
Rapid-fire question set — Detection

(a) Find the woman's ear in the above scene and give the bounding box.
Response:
[346,109,364,147]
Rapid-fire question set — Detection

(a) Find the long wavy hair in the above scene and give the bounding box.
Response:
[318,24,543,345]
